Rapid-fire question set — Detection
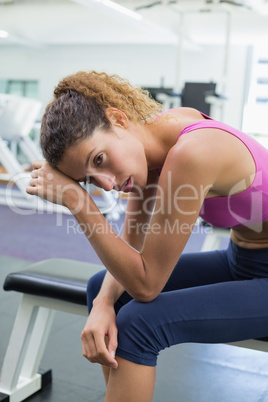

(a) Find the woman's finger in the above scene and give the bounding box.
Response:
[81,331,102,364]
[26,185,38,195]
[32,160,45,170]
[30,169,39,179]
[93,333,118,368]
[107,326,118,362]
[29,178,38,187]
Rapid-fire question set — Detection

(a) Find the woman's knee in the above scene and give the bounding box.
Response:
[86,270,106,312]
[115,299,164,366]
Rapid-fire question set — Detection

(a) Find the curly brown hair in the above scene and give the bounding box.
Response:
[40,71,163,167]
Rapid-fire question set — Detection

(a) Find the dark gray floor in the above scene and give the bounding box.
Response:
[2,256,268,402]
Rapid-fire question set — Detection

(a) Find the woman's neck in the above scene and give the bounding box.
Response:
[129,107,204,170]
[141,115,184,169]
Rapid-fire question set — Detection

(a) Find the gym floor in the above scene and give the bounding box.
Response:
[1,204,268,401]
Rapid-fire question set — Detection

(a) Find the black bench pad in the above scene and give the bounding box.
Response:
[3,258,103,306]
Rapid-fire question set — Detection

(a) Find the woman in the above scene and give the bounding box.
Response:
[26,71,268,402]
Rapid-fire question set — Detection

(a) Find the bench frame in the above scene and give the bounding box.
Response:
[0,293,88,402]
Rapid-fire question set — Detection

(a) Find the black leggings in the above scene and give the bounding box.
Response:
[87,241,268,366]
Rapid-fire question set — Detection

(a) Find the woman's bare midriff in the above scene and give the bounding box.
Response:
[231,220,268,249]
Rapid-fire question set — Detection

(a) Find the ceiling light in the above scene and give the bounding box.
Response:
[246,0,268,15]
[0,30,9,39]
[73,0,143,21]
[101,0,143,21]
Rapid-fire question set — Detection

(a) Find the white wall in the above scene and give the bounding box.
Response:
[0,43,248,129]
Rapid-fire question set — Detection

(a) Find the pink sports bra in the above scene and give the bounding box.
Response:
[160,110,268,228]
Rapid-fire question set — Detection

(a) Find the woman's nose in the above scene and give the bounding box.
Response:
[93,174,116,192]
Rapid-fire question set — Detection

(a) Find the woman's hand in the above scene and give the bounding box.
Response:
[81,302,118,369]
[26,160,84,209]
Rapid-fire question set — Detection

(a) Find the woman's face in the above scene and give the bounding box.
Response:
[58,128,148,194]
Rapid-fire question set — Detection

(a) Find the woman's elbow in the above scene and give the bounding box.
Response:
[131,286,160,303]
[132,257,161,302]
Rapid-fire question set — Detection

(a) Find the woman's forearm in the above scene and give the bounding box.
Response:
[90,194,154,307]
[66,188,150,301]
[93,271,125,307]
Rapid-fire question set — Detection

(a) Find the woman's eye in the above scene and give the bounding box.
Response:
[95,154,103,166]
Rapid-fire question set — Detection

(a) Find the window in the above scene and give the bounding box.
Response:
[0,79,38,99]
[243,47,268,148]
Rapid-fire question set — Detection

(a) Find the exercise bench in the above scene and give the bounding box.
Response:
[0,258,103,402]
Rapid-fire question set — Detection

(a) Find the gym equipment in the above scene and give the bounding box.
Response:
[0,94,124,219]
[181,82,217,116]
[0,94,43,208]
[0,94,65,214]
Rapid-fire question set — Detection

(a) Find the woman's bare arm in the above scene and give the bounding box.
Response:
[90,169,160,307]
[81,170,159,367]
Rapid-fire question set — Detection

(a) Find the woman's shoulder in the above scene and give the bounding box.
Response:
[153,107,206,145]
[161,107,204,120]
[165,123,243,176]
[164,125,256,198]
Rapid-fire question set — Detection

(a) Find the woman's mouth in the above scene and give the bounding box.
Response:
[120,177,132,193]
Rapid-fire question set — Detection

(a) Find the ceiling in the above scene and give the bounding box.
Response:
[0,0,268,48]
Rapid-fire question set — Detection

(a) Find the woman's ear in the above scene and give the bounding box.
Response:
[105,108,129,129]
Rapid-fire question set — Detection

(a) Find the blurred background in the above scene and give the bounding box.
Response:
[1,0,268,130]
[1,2,268,401]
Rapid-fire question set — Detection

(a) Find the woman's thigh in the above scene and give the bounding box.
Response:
[115,276,268,366]
[162,248,233,292]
